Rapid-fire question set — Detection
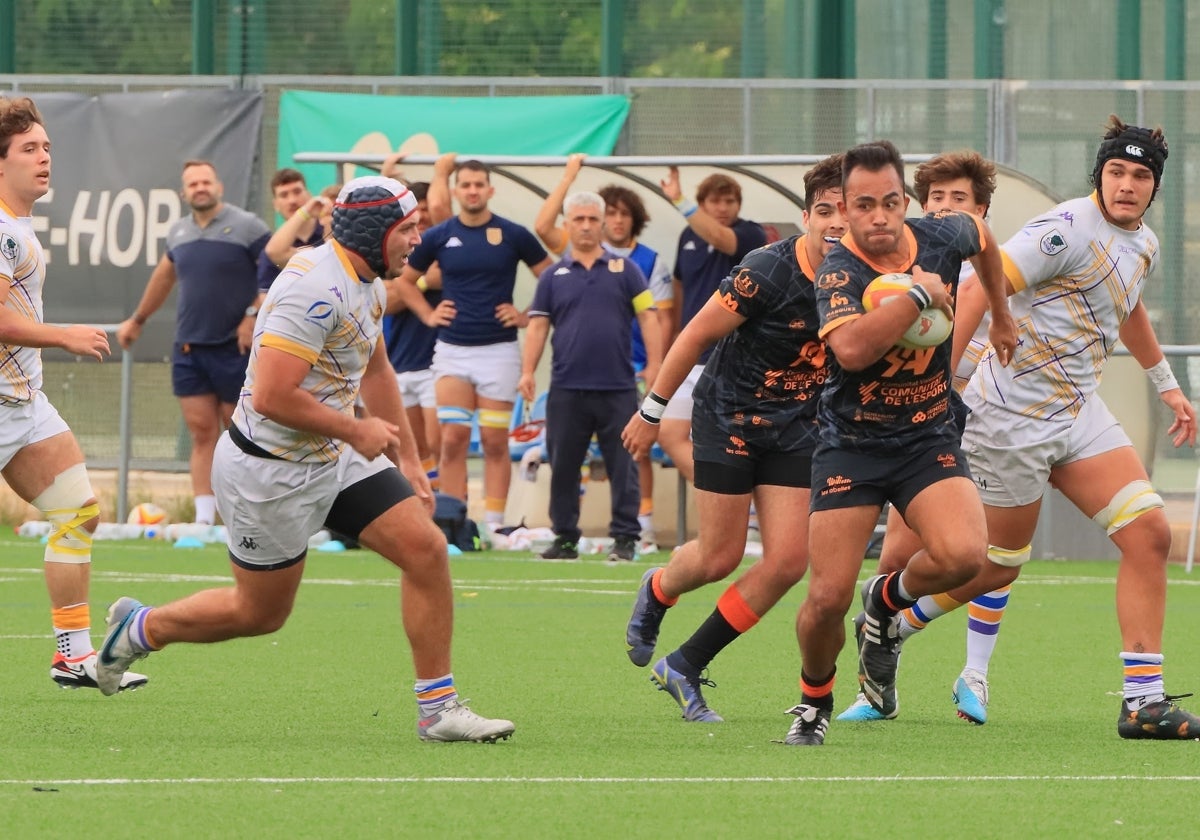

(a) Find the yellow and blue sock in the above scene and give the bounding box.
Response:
[964,586,1011,674]
[415,674,458,717]
[1121,652,1165,709]
[898,592,962,640]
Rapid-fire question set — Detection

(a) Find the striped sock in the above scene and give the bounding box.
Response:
[128,607,159,652]
[964,586,1011,675]
[1120,652,1165,708]
[898,592,962,640]
[52,603,93,659]
[414,674,458,716]
[800,669,836,711]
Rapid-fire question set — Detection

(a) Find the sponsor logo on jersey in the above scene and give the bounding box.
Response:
[608,258,624,273]
[445,237,464,248]
[731,267,759,298]
[817,269,851,289]
[486,228,503,245]
[1040,229,1068,256]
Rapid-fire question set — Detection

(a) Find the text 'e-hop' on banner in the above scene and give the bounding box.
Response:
[277,90,630,189]
[32,90,263,330]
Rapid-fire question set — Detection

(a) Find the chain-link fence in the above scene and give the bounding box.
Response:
[5,72,1199,496]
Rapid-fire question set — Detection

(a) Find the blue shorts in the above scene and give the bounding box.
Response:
[172,340,248,404]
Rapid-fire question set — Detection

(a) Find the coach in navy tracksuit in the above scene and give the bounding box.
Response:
[519,191,663,562]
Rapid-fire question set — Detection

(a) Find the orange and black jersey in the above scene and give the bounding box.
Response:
[692,234,827,453]
[814,211,986,454]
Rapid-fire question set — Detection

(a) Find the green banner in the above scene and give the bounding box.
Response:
[278,90,630,188]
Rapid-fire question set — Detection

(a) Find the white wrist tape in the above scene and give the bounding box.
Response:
[1144,358,1179,393]
[639,391,669,424]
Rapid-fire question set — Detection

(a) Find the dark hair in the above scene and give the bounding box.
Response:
[696,173,742,205]
[803,153,844,210]
[1091,113,1168,201]
[0,96,44,158]
[270,167,306,191]
[455,159,490,183]
[842,141,905,189]
[181,159,218,178]
[913,151,997,208]
[598,184,649,237]
[408,181,430,202]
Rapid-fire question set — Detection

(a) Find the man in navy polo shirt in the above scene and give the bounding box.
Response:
[394,157,552,534]
[519,191,663,563]
[658,168,767,482]
[117,159,270,527]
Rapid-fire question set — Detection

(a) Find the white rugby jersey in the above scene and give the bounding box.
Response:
[965,192,1156,422]
[232,240,386,462]
[0,200,45,403]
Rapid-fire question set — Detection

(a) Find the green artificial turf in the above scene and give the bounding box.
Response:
[2,538,1198,838]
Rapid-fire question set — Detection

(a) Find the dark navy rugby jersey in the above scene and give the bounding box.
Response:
[692,234,827,452]
[384,288,442,373]
[405,214,547,347]
[673,217,767,364]
[814,210,986,453]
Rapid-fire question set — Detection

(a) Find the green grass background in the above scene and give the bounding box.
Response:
[2,538,1199,838]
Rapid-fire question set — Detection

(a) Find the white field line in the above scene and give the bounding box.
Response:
[4,774,1200,787]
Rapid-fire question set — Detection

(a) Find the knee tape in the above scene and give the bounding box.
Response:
[477,408,512,430]
[32,463,98,565]
[1092,480,1164,536]
[437,406,475,426]
[987,544,1032,568]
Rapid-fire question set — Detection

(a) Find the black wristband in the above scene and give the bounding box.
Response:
[638,410,662,425]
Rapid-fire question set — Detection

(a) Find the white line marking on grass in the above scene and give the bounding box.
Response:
[6,774,1200,786]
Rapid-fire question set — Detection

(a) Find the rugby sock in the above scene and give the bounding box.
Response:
[676,585,761,672]
[194,494,217,525]
[484,498,505,529]
[898,592,962,640]
[422,457,440,490]
[870,572,917,614]
[964,586,1011,675]
[131,608,159,651]
[414,674,458,716]
[800,669,836,710]
[650,567,678,608]
[1120,652,1165,709]
[51,603,93,659]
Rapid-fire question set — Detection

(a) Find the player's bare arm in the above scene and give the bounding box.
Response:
[117,254,177,349]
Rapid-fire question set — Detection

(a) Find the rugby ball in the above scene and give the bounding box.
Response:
[127,502,169,527]
[862,272,953,349]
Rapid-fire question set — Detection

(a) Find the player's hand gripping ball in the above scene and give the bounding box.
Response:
[862,272,953,349]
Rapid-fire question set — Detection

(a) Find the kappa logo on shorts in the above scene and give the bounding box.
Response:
[937,453,958,468]
[1040,229,1068,256]
[239,535,260,551]
[0,233,17,262]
